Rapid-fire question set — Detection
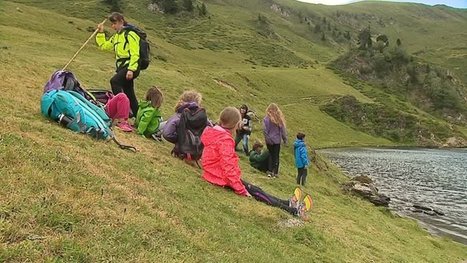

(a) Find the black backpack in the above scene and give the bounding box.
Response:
[173,107,208,161]
[123,24,150,70]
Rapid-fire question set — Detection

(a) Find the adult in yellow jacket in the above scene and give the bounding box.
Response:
[96,12,141,117]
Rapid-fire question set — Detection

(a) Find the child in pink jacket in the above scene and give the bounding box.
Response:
[201,107,304,216]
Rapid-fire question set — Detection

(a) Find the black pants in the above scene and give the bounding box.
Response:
[241,180,296,215]
[297,168,308,186]
[266,144,281,175]
[110,66,140,117]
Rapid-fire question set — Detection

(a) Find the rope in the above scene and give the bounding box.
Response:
[62,19,107,71]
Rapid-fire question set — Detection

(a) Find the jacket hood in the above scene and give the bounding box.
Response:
[294,139,305,148]
[176,102,199,113]
[201,125,232,146]
[139,100,152,108]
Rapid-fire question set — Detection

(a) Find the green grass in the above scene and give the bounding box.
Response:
[0,0,466,262]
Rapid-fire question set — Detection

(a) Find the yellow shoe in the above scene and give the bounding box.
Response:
[303,194,313,211]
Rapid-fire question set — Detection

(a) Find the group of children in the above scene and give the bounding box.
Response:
[94,12,313,218]
[102,86,313,217]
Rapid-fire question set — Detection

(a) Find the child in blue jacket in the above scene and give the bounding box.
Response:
[294,132,309,186]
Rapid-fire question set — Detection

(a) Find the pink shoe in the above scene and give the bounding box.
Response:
[117,121,133,132]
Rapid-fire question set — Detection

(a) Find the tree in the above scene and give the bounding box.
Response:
[314,24,321,33]
[182,0,194,12]
[103,0,121,12]
[161,0,179,14]
[357,26,372,50]
[396,38,402,46]
[376,34,389,47]
[199,2,208,16]
[321,32,326,41]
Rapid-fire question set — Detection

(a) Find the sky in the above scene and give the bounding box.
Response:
[296,0,467,8]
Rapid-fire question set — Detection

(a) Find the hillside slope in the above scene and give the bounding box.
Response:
[1,0,466,262]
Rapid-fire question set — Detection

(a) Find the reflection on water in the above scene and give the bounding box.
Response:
[320,148,467,244]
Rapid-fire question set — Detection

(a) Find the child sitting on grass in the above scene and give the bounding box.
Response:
[201,106,310,217]
[104,93,133,132]
[249,141,270,173]
[135,86,164,140]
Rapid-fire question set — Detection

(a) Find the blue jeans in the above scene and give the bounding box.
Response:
[235,133,249,153]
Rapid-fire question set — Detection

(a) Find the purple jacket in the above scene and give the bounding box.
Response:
[162,102,200,143]
[263,116,288,145]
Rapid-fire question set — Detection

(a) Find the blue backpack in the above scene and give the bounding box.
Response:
[41,90,112,139]
[41,90,136,151]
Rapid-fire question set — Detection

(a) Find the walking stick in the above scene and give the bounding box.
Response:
[62,19,107,71]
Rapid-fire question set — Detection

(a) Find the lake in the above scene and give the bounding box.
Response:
[319,148,467,245]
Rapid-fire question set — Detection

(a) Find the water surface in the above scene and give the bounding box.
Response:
[320,148,467,244]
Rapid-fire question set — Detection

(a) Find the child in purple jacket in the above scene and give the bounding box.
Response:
[263,103,288,178]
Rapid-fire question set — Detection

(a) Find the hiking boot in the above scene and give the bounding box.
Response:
[117,121,133,132]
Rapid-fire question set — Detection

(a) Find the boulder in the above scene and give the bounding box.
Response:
[343,176,390,207]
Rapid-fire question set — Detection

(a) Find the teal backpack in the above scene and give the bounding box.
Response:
[41,90,135,151]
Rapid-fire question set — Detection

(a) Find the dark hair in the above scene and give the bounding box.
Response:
[240,104,248,111]
[108,12,125,23]
[297,132,305,140]
[252,141,264,151]
[146,86,164,108]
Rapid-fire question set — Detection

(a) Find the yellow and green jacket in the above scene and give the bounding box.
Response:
[96,28,140,72]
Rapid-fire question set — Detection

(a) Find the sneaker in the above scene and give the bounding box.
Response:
[303,194,313,211]
[151,133,163,142]
[295,203,310,220]
[117,121,133,132]
[267,171,273,178]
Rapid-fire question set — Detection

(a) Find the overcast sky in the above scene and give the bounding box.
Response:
[296,0,467,8]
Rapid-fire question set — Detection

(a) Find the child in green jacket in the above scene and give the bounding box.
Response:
[136,87,164,139]
[249,141,270,173]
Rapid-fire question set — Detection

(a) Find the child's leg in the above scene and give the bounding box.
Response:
[241,180,297,215]
[296,168,302,185]
[242,134,249,153]
[266,144,274,175]
[234,132,242,150]
[301,168,308,186]
[105,93,130,120]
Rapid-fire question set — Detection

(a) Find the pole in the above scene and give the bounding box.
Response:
[62,19,107,71]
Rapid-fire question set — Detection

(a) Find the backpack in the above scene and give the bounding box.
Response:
[41,90,136,151]
[43,70,98,104]
[88,88,114,105]
[123,24,150,70]
[41,90,112,139]
[173,107,208,161]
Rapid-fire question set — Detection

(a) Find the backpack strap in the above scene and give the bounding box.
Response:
[112,136,137,152]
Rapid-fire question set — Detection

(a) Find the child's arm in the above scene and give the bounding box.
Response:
[137,110,156,136]
[300,146,309,167]
[220,140,248,196]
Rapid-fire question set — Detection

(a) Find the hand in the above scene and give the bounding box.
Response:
[126,70,134,80]
[97,22,105,33]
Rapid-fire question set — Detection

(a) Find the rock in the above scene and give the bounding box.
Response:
[342,178,390,207]
[412,204,444,216]
[278,218,304,228]
[353,175,373,184]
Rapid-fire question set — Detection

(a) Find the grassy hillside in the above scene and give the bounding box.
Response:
[1,0,466,262]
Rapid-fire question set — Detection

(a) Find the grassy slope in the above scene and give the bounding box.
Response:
[0,1,466,262]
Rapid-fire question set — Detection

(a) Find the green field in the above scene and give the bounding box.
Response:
[1,0,466,262]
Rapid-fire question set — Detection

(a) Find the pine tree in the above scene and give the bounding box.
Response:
[182,0,194,12]
[200,2,208,16]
